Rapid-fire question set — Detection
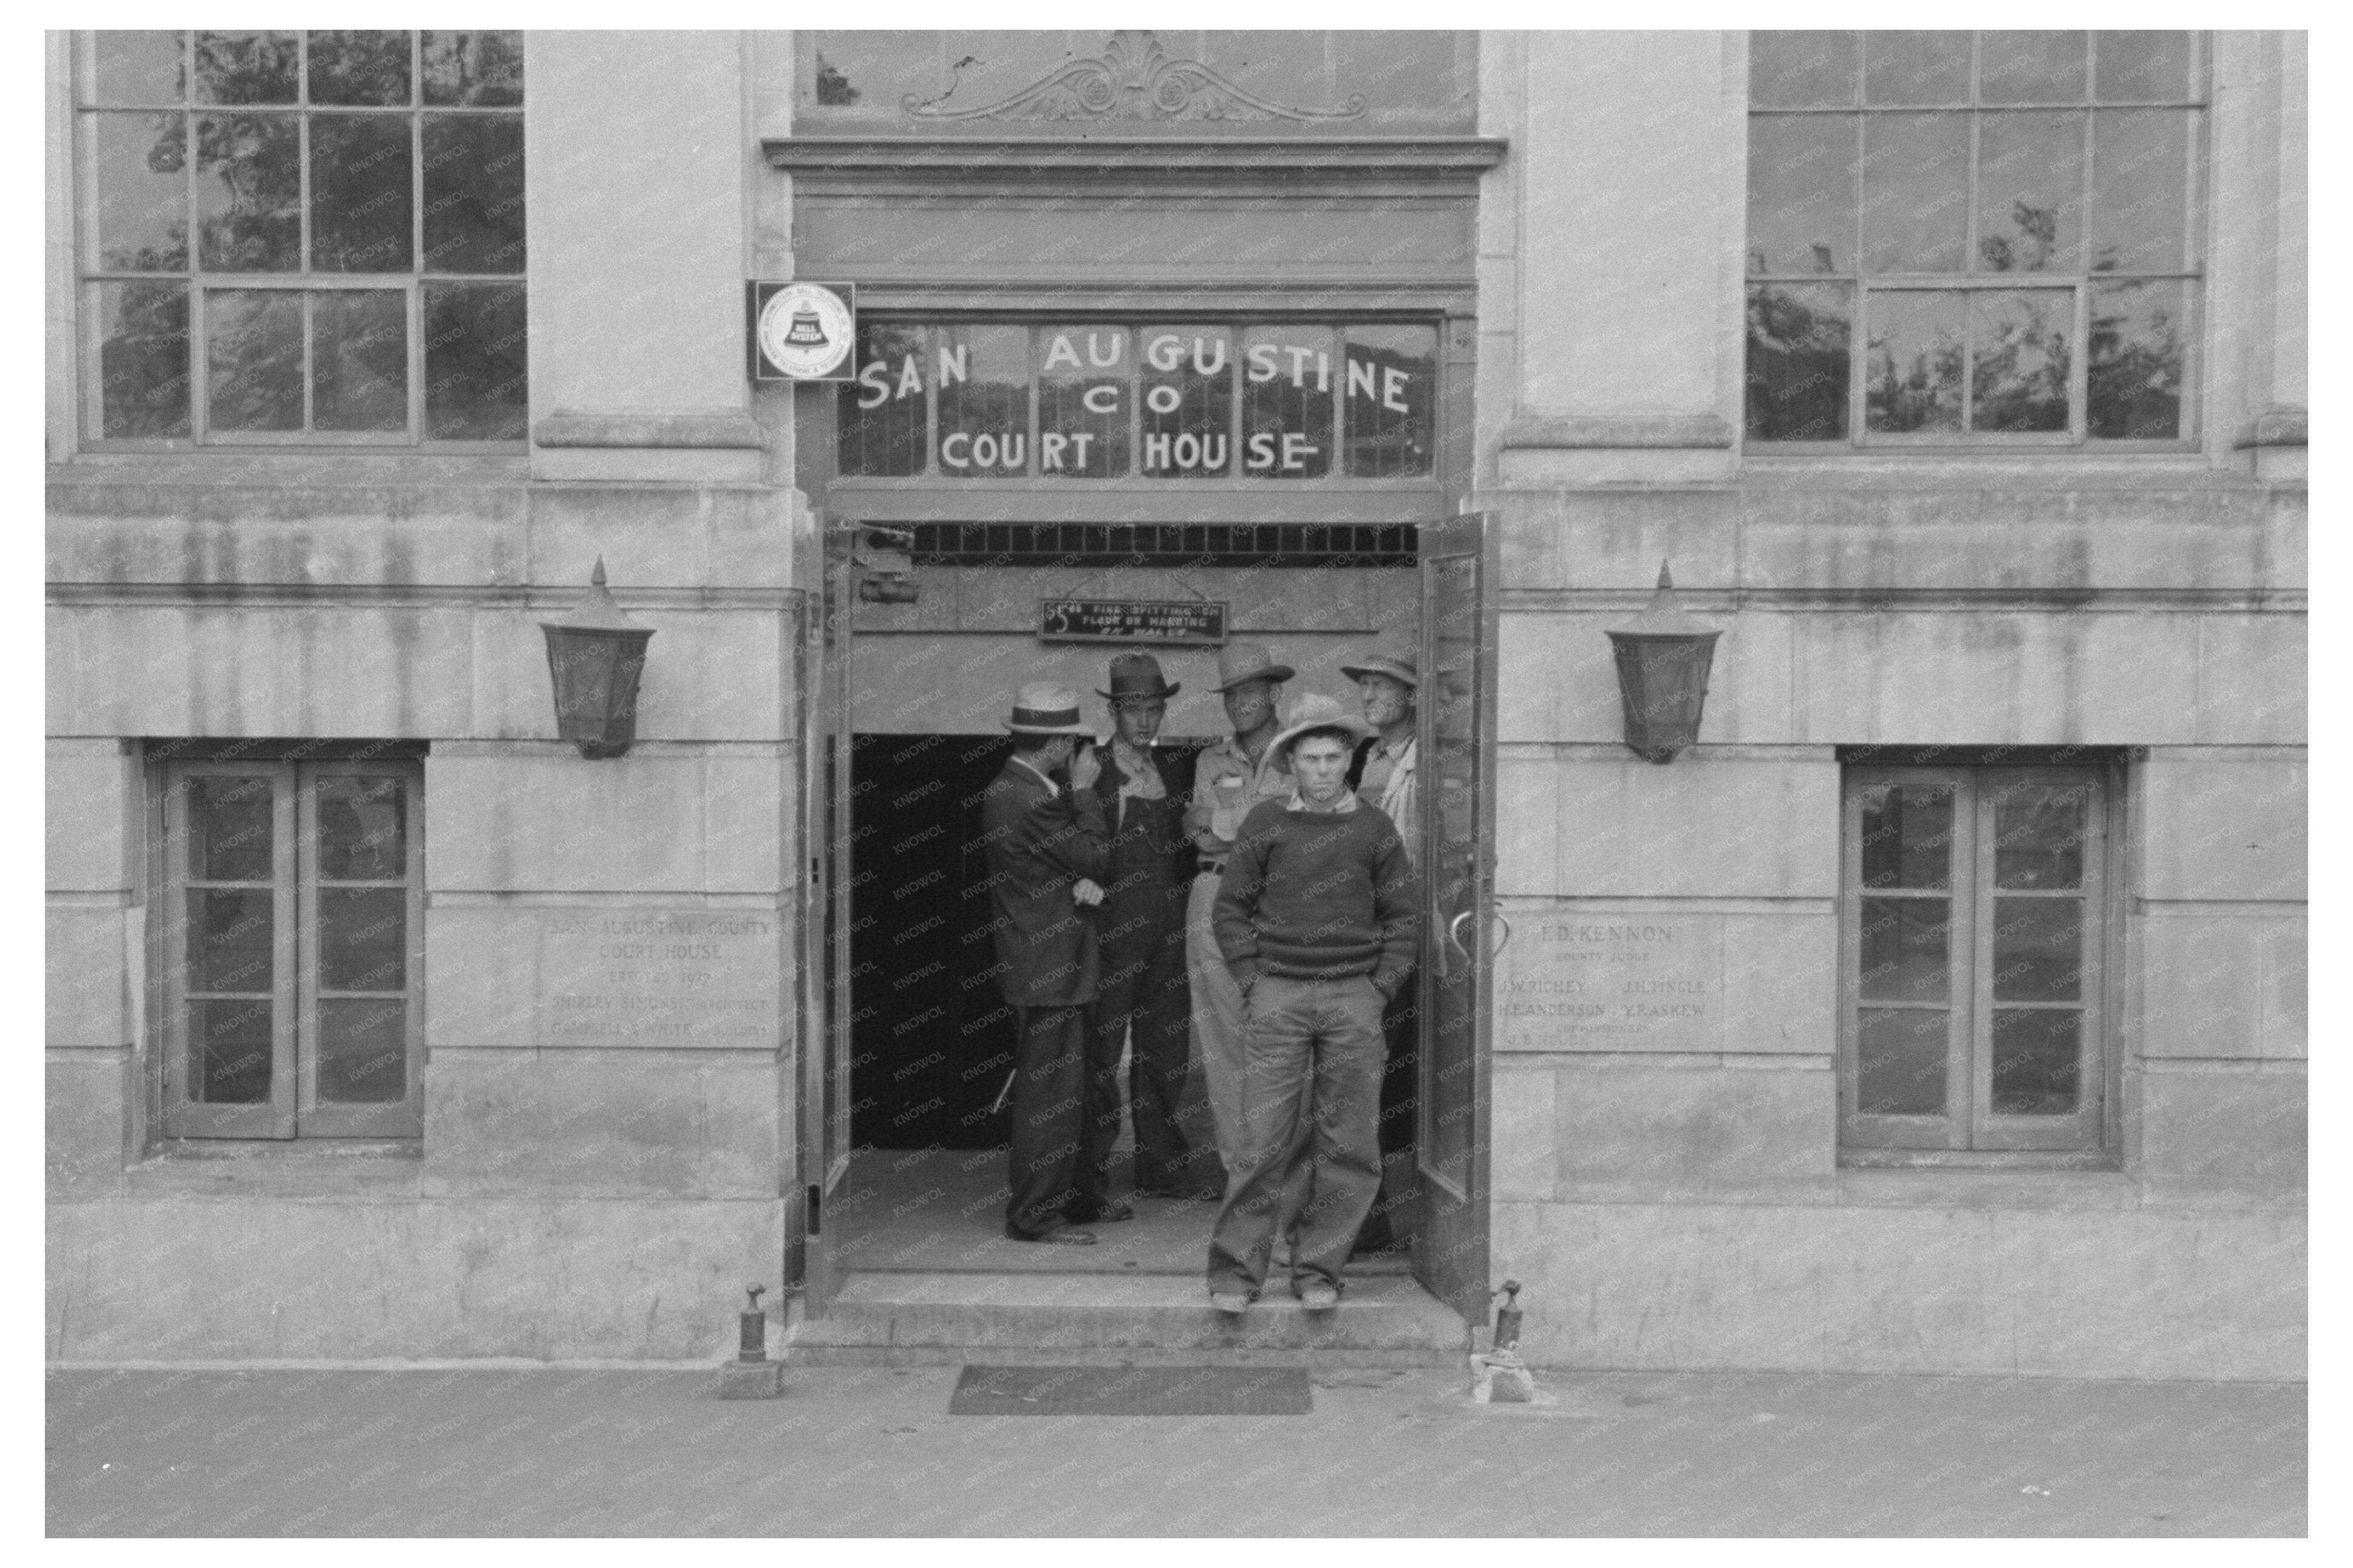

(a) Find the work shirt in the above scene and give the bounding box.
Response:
[1184,731,1293,871]
[1354,732,1420,871]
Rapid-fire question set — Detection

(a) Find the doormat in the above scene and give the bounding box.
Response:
[948,1365,1313,1416]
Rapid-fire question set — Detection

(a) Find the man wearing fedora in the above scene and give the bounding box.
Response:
[1182,641,1303,1173]
[1341,629,1423,1258]
[979,682,1118,1244]
[1208,693,1420,1313]
[1083,653,1222,1204]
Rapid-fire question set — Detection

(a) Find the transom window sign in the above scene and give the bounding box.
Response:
[1746,31,2205,446]
[75,30,526,446]
[157,756,424,1139]
[1841,765,2110,1156]
[837,321,1439,482]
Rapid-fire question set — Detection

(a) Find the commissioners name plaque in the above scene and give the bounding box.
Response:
[1495,913,1724,1052]
[537,912,779,1046]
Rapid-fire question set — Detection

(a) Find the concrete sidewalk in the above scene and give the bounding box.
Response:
[47,1364,2304,1537]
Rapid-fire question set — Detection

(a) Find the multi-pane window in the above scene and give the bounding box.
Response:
[1746,32,2205,446]
[839,320,1439,481]
[76,30,526,446]
[157,757,424,1139]
[1841,765,2111,1155]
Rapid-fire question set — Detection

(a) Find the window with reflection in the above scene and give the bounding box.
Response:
[76,30,526,445]
[155,752,425,1140]
[1842,762,2113,1157]
[1747,32,2204,446]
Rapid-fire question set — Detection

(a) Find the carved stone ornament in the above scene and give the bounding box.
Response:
[902,30,1368,123]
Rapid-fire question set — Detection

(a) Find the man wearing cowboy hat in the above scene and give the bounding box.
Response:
[1082,653,1222,1205]
[1207,693,1420,1314]
[1341,628,1423,1258]
[1182,641,1302,1173]
[979,682,1117,1244]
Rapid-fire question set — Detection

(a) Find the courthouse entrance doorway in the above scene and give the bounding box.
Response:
[791,516,1502,1333]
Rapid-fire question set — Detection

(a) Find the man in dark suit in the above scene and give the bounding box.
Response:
[979,682,1117,1244]
[1085,653,1222,1207]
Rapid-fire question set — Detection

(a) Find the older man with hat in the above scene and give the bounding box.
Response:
[979,681,1117,1244]
[1207,692,1420,1313]
[1081,653,1222,1206]
[1182,641,1302,1173]
[1340,627,1423,1258]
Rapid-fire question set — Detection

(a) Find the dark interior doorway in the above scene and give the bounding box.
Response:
[848,731,1208,1148]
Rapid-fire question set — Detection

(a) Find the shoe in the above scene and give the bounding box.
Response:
[1209,1290,1251,1317]
[1137,1183,1222,1202]
[1066,1201,1132,1224]
[1298,1283,1340,1311]
[1009,1227,1097,1246]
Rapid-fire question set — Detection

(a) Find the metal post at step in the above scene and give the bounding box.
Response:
[1469,1278,1536,1404]
[718,1284,787,1399]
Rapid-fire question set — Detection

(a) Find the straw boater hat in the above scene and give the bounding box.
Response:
[1003,682,1095,736]
[1210,641,1295,693]
[1267,692,1375,771]
[1097,651,1179,703]
[1340,630,1420,689]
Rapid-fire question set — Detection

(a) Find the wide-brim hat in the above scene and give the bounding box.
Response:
[1211,641,1296,692]
[1096,650,1180,703]
[1267,692,1375,769]
[1003,682,1095,736]
[1340,630,1420,688]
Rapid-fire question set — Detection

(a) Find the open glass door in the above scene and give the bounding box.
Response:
[790,519,857,1316]
[1411,510,1500,1326]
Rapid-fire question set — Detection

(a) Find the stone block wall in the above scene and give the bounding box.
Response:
[1474,29,2305,1379]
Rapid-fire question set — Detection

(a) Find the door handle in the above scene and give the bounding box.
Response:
[1447,907,1511,960]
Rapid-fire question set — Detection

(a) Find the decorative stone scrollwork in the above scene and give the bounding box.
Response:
[902,30,1368,123]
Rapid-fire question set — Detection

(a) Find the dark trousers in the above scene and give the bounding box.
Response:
[1006,1003,1092,1239]
[1085,882,1208,1193]
[1357,972,1420,1249]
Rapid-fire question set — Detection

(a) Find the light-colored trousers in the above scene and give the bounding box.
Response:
[1185,871,1248,1165]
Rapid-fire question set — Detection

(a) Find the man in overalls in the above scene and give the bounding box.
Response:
[1084,652,1222,1204]
[1342,629,1423,1256]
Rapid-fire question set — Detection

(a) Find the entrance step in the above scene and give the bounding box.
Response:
[787,1271,1471,1368]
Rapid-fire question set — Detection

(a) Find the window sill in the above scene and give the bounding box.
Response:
[121,1141,423,1201]
[1836,1167,2303,1215]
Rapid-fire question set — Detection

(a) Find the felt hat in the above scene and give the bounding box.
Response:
[1340,630,1420,689]
[1266,692,1375,770]
[1210,641,1296,692]
[1003,682,1095,736]
[1097,650,1180,703]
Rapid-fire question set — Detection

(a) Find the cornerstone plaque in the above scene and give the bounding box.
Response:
[537,912,780,1046]
[1495,913,1724,1052]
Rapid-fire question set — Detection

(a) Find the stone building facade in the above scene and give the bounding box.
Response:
[47,30,2303,1378]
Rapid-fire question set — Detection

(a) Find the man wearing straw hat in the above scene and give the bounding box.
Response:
[979,681,1117,1244]
[1340,628,1423,1258]
[1207,693,1420,1314]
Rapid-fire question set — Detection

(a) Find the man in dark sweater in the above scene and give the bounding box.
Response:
[1207,693,1420,1312]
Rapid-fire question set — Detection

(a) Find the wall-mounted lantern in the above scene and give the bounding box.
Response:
[540,557,655,759]
[1605,561,1723,765]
